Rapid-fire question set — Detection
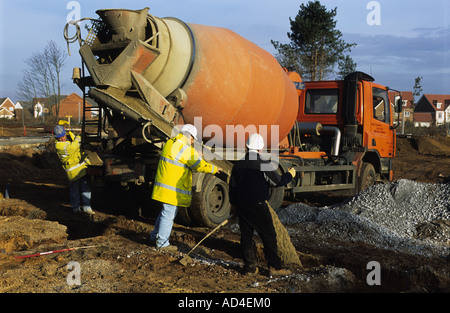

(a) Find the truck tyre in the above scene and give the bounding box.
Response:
[176,207,194,226]
[268,186,285,211]
[190,175,231,228]
[267,165,287,210]
[359,162,376,192]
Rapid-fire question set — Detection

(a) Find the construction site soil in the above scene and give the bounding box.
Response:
[1,126,449,298]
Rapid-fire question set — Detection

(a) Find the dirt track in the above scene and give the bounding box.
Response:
[0,129,449,297]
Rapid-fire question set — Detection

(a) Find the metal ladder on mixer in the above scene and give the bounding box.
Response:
[80,64,103,144]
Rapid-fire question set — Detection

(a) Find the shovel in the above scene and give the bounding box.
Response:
[179,217,231,266]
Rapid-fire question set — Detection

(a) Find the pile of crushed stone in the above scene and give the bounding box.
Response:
[340,179,450,238]
[278,179,450,258]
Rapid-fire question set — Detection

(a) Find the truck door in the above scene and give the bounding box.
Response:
[367,87,395,158]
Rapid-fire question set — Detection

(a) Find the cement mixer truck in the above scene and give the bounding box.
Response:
[65,8,401,227]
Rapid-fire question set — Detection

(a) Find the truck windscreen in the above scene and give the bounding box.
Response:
[305,89,339,114]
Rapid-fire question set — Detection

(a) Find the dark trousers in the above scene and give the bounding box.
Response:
[237,201,282,270]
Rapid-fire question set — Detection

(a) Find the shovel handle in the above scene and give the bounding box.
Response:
[184,218,230,257]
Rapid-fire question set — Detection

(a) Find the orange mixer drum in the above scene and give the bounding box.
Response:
[181,24,299,148]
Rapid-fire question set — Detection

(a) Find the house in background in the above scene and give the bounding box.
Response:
[34,101,46,118]
[401,91,414,123]
[414,94,450,126]
[413,112,434,127]
[13,101,24,120]
[0,98,32,120]
[0,98,16,119]
[56,93,93,123]
[14,101,23,110]
[389,91,414,123]
[33,97,52,119]
[7,94,98,122]
[0,108,14,119]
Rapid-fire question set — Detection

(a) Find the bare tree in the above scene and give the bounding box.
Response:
[16,40,67,117]
[44,41,66,117]
[17,68,39,103]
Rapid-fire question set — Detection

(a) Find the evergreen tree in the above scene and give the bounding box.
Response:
[337,55,357,79]
[272,1,356,81]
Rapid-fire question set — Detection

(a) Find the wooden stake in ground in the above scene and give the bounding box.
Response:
[266,201,302,267]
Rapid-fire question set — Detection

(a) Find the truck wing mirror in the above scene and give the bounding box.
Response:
[390,95,403,130]
[395,96,403,113]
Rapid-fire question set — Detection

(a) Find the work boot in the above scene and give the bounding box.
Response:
[243,266,259,276]
[269,267,292,276]
[83,207,95,215]
[157,245,178,252]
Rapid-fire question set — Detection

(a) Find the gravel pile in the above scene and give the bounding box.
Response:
[278,179,450,257]
[340,179,450,238]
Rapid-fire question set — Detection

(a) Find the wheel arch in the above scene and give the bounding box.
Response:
[362,150,382,175]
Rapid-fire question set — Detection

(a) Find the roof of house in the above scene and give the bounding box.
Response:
[422,94,450,111]
[0,108,14,116]
[0,98,15,109]
[414,112,434,123]
[33,98,49,105]
[60,93,84,104]
[388,91,414,109]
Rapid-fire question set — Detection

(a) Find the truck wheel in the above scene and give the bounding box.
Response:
[268,186,285,211]
[267,165,287,211]
[359,162,376,192]
[176,207,194,226]
[190,175,231,228]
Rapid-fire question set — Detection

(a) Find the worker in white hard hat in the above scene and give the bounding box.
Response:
[53,125,94,215]
[150,124,222,251]
[229,133,295,276]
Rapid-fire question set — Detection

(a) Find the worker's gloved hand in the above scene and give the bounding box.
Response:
[288,167,296,178]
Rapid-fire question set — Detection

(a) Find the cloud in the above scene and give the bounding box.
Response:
[343,26,450,93]
[344,27,450,94]
[348,27,449,68]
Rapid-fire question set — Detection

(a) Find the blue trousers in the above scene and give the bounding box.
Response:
[150,203,178,248]
[69,176,92,213]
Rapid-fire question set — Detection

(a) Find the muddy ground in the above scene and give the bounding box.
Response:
[0,127,449,299]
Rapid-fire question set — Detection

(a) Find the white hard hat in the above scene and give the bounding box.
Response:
[180,124,198,140]
[246,133,265,151]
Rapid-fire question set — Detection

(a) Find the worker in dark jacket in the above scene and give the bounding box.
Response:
[229,133,295,276]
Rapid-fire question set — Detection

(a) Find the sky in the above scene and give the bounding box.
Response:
[0,0,449,103]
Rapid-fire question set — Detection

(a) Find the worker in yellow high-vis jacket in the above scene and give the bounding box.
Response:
[150,124,221,251]
[54,125,94,215]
